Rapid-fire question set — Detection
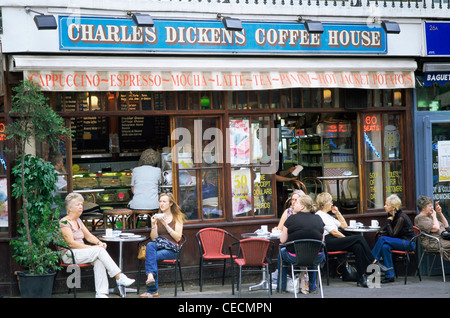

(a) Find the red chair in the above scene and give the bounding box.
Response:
[231,238,274,298]
[325,249,351,285]
[137,234,186,296]
[391,226,422,284]
[56,245,92,298]
[196,227,239,292]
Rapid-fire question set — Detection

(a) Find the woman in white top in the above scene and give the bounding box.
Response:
[315,192,389,287]
[129,149,161,210]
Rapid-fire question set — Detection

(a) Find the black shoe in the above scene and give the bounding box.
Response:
[381,277,395,284]
[357,274,368,288]
[375,261,393,272]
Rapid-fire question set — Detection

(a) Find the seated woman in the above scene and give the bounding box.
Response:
[141,193,186,298]
[273,189,305,231]
[371,194,415,283]
[415,196,450,262]
[129,148,161,210]
[315,192,389,287]
[278,194,325,293]
[60,192,135,298]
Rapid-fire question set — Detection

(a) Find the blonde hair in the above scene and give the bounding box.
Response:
[386,194,402,211]
[297,194,317,213]
[65,192,84,211]
[160,193,186,224]
[316,192,333,210]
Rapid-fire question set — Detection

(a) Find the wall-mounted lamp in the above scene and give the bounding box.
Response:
[381,20,400,34]
[129,12,154,27]
[26,7,57,30]
[217,14,243,31]
[298,17,324,34]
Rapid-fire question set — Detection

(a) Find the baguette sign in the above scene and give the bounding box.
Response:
[59,16,387,54]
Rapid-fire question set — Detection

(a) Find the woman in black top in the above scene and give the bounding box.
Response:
[371,194,415,283]
[278,194,324,293]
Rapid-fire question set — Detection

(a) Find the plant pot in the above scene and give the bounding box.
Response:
[17,271,56,298]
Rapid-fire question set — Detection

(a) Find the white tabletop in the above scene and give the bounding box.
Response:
[344,226,380,233]
[100,234,146,242]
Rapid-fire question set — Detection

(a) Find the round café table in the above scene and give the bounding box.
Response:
[343,226,381,236]
[100,233,147,297]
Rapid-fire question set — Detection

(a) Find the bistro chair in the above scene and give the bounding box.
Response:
[103,208,132,230]
[324,248,351,285]
[130,209,158,228]
[55,244,92,298]
[137,234,187,296]
[391,226,422,284]
[230,238,274,298]
[196,227,239,292]
[416,227,446,282]
[279,239,325,298]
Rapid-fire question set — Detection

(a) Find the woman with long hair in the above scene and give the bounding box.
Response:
[141,193,186,298]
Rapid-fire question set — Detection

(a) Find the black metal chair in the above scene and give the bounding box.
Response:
[278,239,325,298]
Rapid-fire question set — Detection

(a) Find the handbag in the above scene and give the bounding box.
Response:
[137,244,146,260]
[441,231,450,240]
[153,236,179,253]
[337,260,358,282]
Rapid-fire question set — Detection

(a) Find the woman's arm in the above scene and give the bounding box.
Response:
[81,223,105,248]
[280,226,288,243]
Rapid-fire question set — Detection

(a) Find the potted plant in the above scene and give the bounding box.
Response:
[6,79,70,297]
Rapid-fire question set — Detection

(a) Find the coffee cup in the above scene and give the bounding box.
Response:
[349,220,356,227]
[371,220,379,227]
[155,213,164,219]
[105,228,112,237]
[261,225,268,233]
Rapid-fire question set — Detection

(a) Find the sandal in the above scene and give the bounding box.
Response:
[146,278,156,287]
[140,292,160,298]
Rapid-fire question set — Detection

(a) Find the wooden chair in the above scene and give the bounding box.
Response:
[103,208,132,230]
[130,209,158,228]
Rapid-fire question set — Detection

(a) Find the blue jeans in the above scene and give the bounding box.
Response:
[145,242,177,293]
[371,236,415,279]
[277,247,325,292]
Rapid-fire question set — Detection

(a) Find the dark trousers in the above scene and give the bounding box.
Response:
[325,234,375,278]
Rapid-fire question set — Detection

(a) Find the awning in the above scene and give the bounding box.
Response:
[10,55,416,91]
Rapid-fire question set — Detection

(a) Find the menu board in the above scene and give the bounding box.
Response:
[120,116,169,152]
[71,116,109,154]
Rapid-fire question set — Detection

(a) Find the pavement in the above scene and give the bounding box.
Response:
[47,274,448,299]
[3,274,448,315]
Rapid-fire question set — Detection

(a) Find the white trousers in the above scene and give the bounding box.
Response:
[62,247,121,295]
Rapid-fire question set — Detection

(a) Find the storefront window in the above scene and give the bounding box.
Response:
[416,76,450,111]
[364,113,403,209]
[432,123,450,221]
[174,117,224,221]
[229,116,275,217]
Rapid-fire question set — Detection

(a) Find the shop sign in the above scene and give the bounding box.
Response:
[25,70,414,91]
[425,22,450,56]
[59,16,387,54]
[423,72,450,86]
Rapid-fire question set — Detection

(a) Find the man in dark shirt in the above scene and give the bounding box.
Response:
[278,195,324,293]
